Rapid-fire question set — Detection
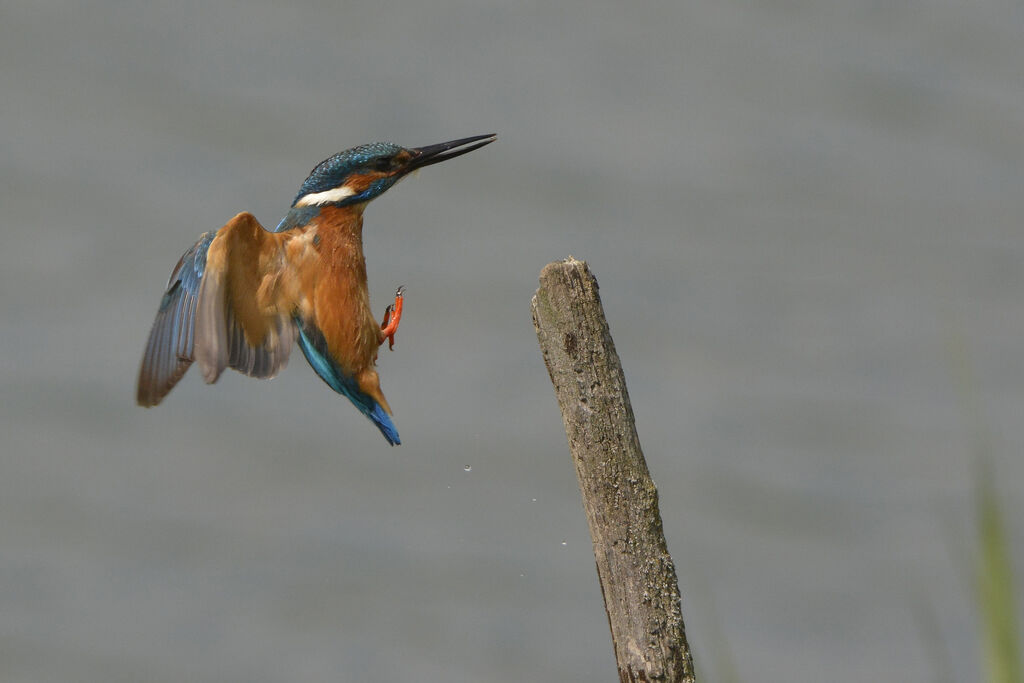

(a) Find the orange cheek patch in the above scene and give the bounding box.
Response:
[345,171,391,195]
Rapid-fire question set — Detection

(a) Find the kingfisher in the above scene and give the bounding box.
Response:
[136,133,496,445]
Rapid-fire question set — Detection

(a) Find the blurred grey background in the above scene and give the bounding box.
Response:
[2,0,1023,681]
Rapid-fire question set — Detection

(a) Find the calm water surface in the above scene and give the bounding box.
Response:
[2,1,1023,681]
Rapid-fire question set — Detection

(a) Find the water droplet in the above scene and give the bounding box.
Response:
[561,541,568,547]
[464,465,472,472]
[531,498,537,502]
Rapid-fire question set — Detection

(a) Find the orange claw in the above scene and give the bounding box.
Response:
[380,286,405,350]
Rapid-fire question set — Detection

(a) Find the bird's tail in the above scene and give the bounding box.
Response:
[294,320,401,446]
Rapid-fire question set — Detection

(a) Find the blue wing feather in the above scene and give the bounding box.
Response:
[137,232,214,406]
[294,318,401,446]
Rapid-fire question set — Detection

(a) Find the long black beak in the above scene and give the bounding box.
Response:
[404,133,496,173]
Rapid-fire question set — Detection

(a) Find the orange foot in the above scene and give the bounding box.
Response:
[380,285,405,350]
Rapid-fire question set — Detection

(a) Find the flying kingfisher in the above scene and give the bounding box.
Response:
[136,133,496,445]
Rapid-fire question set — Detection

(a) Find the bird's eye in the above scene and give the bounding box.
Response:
[372,158,392,172]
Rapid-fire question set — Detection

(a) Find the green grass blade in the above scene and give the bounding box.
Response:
[976,461,1022,683]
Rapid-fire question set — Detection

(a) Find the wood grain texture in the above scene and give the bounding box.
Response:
[532,257,695,683]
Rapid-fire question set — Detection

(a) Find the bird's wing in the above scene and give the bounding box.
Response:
[137,232,213,406]
[137,212,297,406]
[194,212,297,385]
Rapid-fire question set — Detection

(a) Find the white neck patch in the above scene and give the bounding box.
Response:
[294,184,357,207]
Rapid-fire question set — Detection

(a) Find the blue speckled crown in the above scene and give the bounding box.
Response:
[292,142,403,206]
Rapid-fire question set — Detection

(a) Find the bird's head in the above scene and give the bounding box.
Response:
[290,133,496,209]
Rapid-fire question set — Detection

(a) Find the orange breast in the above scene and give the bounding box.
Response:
[302,207,381,377]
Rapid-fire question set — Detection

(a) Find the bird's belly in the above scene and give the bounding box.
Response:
[267,228,379,377]
[313,274,379,376]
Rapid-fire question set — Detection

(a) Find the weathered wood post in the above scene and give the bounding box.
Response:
[532,257,695,683]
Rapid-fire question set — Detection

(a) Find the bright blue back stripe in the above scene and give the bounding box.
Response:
[294,322,400,445]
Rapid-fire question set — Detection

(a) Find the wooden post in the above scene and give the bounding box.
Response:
[532,257,695,683]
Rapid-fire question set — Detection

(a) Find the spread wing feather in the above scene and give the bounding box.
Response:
[137,213,296,406]
[137,232,214,406]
